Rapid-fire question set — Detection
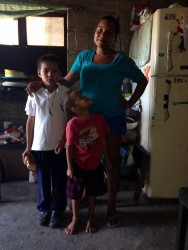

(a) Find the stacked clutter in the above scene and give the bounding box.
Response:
[120,85,141,180]
[4,125,25,143]
[130,4,152,31]
[120,145,138,181]
[4,69,25,78]
[123,94,141,142]
[0,69,30,88]
[0,69,29,145]
[0,123,26,145]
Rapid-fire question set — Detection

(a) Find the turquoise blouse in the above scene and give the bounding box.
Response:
[70,50,144,117]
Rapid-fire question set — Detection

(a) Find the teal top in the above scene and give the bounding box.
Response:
[71,50,144,117]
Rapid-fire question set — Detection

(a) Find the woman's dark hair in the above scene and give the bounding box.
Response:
[99,15,120,38]
[37,53,61,71]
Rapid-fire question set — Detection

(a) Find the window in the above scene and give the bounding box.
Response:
[0,19,19,45]
[0,16,65,47]
[26,16,65,46]
[0,13,67,75]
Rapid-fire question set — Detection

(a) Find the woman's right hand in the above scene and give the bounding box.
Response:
[26,81,43,96]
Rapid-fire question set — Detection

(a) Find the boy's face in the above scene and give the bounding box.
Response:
[69,91,93,113]
[38,61,61,87]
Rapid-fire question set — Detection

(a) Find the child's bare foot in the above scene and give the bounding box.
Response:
[85,220,96,233]
[65,221,78,235]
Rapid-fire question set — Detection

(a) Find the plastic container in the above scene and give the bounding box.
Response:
[29,170,37,183]
[126,117,138,130]
[120,163,137,177]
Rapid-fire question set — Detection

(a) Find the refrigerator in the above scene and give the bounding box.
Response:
[129,7,188,198]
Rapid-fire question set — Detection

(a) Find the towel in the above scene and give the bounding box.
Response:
[129,15,153,67]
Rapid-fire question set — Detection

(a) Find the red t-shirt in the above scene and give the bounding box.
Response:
[66,114,110,170]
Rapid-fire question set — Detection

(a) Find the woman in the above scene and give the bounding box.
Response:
[27,15,148,227]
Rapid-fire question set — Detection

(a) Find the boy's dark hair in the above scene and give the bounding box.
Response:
[99,15,120,38]
[37,53,62,71]
[63,90,75,121]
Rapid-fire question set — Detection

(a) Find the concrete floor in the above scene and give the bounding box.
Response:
[0,180,186,250]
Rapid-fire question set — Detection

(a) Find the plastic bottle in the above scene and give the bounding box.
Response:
[29,170,37,183]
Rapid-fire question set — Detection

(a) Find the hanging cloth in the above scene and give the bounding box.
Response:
[0,1,67,19]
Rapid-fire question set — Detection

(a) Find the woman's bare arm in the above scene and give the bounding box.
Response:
[59,71,80,88]
[120,76,148,109]
[127,76,148,108]
[26,71,80,95]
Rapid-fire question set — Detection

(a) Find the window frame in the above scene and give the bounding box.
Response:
[19,12,67,48]
[0,12,67,76]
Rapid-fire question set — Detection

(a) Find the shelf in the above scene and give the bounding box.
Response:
[0,89,27,101]
[0,143,25,150]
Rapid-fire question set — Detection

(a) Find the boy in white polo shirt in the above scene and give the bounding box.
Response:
[22,54,69,228]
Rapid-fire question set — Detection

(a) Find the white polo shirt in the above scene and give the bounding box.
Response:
[25,84,69,151]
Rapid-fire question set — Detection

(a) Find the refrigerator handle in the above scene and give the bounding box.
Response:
[173,101,188,105]
[167,31,174,72]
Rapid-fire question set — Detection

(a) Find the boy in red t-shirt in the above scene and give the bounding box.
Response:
[64,90,112,234]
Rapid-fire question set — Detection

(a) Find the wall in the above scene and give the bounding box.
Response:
[2,0,188,72]
[61,0,188,69]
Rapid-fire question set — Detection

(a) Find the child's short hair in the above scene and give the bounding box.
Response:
[37,53,62,71]
[63,90,75,121]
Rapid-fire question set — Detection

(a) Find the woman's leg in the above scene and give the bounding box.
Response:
[65,199,80,234]
[85,196,96,233]
[106,134,121,217]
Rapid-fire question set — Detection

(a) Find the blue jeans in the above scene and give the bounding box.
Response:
[32,149,67,213]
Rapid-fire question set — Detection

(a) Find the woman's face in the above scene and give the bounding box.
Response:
[94,19,116,49]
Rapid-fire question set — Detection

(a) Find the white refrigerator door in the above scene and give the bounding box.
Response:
[140,76,188,198]
[150,7,188,76]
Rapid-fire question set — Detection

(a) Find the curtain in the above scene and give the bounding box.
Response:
[0,1,67,19]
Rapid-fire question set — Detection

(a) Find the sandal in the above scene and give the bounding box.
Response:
[106,211,121,228]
